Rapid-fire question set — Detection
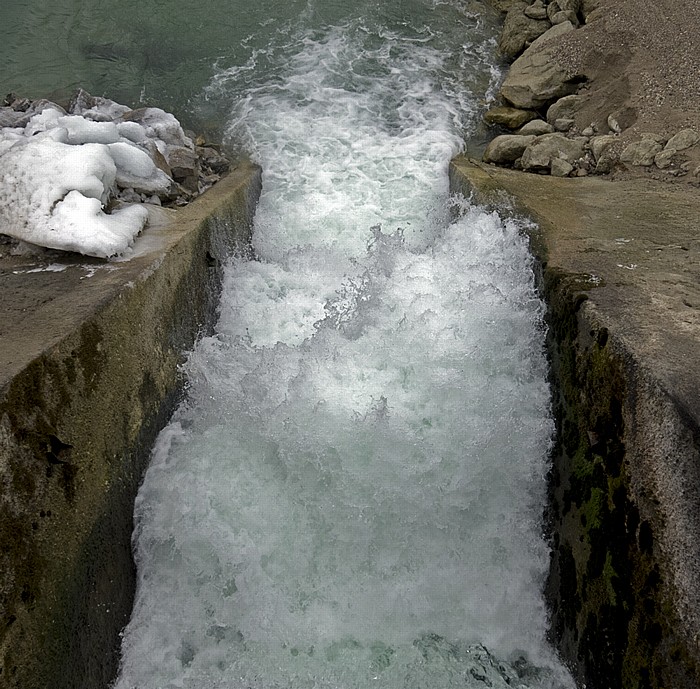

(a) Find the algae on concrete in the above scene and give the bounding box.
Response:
[0,162,261,689]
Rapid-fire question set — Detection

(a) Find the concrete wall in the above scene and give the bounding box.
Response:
[0,162,262,689]
[450,157,700,689]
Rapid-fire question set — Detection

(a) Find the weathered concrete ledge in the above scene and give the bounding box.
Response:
[450,156,700,688]
[0,161,261,689]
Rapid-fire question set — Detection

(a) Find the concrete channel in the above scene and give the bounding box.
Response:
[1,155,699,688]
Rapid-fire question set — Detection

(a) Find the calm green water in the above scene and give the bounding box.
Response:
[1,0,301,125]
[1,0,500,133]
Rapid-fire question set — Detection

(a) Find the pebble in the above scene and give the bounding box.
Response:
[607,114,622,133]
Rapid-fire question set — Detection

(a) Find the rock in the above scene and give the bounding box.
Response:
[620,139,663,166]
[122,108,193,149]
[67,88,95,114]
[6,95,31,111]
[518,119,555,135]
[581,0,602,18]
[0,107,26,128]
[607,114,622,133]
[483,134,537,164]
[68,89,130,121]
[595,151,617,174]
[197,145,231,175]
[500,42,582,109]
[483,105,537,129]
[665,129,700,152]
[546,94,585,124]
[557,0,581,13]
[639,132,666,144]
[521,133,586,170]
[167,146,200,191]
[551,10,578,25]
[528,20,575,51]
[551,158,574,177]
[585,6,606,22]
[485,0,525,12]
[589,134,617,161]
[654,149,676,169]
[498,3,551,59]
[582,125,595,137]
[143,139,173,178]
[554,118,575,132]
[524,1,548,20]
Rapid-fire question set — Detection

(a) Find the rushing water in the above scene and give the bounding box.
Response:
[3,1,573,687]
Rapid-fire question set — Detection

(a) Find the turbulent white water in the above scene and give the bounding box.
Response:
[116,2,574,688]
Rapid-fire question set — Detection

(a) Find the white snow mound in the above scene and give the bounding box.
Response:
[0,98,189,258]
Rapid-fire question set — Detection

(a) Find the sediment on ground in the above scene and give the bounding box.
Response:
[450,156,700,689]
[0,161,261,689]
[481,0,700,183]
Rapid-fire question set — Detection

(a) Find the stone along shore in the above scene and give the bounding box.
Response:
[481,0,700,180]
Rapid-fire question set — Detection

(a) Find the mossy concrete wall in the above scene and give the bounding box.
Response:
[450,157,700,689]
[0,161,261,689]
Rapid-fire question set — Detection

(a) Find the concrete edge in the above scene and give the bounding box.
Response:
[0,162,262,689]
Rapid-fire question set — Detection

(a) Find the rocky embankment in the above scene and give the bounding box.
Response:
[482,0,700,181]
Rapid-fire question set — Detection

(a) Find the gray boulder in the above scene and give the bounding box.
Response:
[197,145,231,175]
[483,134,537,164]
[518,119,555,135]
[620,139,663,166]
[528,20,576,51]
[485,0,526,12]
[554,118,575,131]
[547,94,585,123]
[551,158,574,177]
[167,146,200,191]
[654,149,676,169]
[498,3,551,58]
[556,0,581,13]
[483,105,537,129]
[521,133,586,171]
[665,129,700,152]
[581,0,602,15]
[500,43,582,109]
[0,107,27,128]
[524,1,548,20]
[589,134,617,161]
[551,10,579,25]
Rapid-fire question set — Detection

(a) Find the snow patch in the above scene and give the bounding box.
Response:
[0,95,198,258]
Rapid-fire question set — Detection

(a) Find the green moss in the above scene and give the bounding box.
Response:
[581,487,605,531]
[602,550,618,606]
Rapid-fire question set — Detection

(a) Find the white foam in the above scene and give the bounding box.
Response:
[116,5,572,688]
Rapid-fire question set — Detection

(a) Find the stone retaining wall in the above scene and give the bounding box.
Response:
[0,162,261,689]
